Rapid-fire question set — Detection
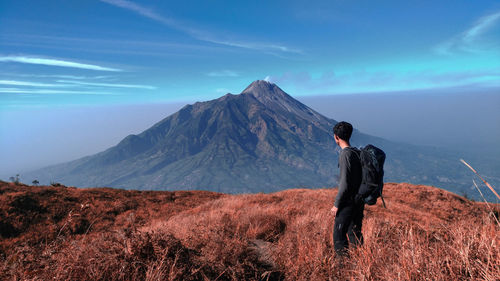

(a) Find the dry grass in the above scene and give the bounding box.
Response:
[0,181,498,280]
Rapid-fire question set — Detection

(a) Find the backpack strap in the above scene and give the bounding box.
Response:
[380,193,387,209]
[346,147,361,161]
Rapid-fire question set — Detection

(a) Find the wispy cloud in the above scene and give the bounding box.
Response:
[0,33,225,58]
[265,71,335,91]
[215,88,232,94]
[0,56,122,71]
[0,72,114,80]
[100,0,178,27]
[47,75,112,80]
[0,88,116,95]
[463,12,500,42]
[206,70,239,77]
[0,80,70,87]
[435,11,500,55]
[56,80,156,90]
[266,68,500,94]
[197,37,302,54]
[99,0,301,55]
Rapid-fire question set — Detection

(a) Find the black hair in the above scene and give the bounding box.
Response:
[333,121,353,142]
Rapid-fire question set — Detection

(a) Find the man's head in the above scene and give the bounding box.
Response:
[333,121,353,146]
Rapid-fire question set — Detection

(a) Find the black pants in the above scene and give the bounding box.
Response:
[333,201,365,255]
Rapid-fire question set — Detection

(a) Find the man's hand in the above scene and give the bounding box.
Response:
[330,206,338,216]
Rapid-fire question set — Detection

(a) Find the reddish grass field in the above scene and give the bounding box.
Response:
[0,181,498,280]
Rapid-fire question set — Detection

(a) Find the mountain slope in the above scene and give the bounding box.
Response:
[24,80,489,197]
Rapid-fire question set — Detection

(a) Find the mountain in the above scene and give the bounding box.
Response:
[23,80,492,198]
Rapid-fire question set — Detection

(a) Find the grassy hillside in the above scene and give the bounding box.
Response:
[0,181,498,280]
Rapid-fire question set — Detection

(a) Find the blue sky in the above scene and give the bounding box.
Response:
[1,0,499,109]
[1,0,500,177]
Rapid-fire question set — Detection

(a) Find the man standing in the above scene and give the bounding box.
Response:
[331,121,364,256]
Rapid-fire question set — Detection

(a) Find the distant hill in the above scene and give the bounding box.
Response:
[1,181,498,280]
[22,80,497,199]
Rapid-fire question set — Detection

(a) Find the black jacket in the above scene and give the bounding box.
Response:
[334,147,362,208]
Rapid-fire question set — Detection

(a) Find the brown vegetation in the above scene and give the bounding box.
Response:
[0,181,498,280]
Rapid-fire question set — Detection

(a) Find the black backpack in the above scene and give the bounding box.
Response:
[356,145,386,207]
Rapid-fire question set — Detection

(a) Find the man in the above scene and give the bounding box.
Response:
[331,121,364,256]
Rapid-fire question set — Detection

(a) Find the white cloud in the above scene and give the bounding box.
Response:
[206,70,239,77]
[0,73,114,80]
[0,33,225,57]
[0,88,116,95]
[267,68,500,95]
[51,75,112,80]
[199,37,303,54]
[99,0,301,55]
[0,56,122,71]
[100,0,178,27]
[216,88,232,94]
[0,80,70,87]
[435,11,500,55]
[56,80,157,90]
[463,11,500,43]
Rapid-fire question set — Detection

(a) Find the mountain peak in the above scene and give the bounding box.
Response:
[241,80,279,96]
[240,80,326,123]
[240,79,294,104]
